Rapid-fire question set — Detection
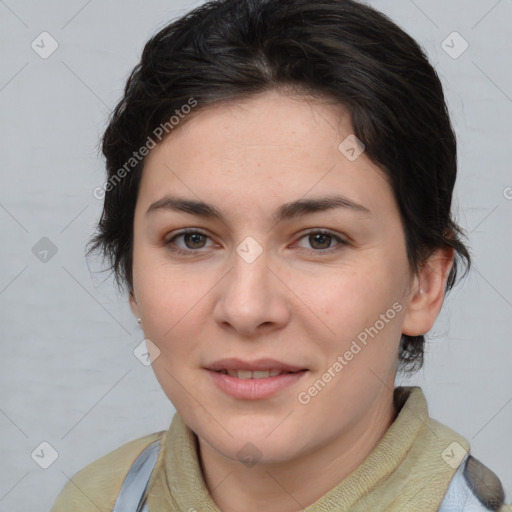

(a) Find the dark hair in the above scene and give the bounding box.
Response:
[87,0,471,376]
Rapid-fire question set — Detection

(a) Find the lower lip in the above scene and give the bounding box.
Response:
[206,369,308,400]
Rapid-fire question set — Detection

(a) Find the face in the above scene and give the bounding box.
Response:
[129,89,435,466]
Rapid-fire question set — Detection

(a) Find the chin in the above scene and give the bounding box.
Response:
[218,437,300,467]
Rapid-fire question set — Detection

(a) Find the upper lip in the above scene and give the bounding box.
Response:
[205,358,307,372]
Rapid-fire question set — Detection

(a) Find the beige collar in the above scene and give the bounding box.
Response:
[147,386,469,511]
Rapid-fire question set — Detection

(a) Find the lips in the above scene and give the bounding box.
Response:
[205,359,308,399]
[205,357,307,377]
[204,358,309,398]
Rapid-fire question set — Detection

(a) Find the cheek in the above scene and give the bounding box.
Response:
[143,283,203,344]
[312,264,407,370]
[132,251,205,343]
[320,266,400,325]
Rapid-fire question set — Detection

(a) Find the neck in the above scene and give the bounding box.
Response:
[197,386,397,512]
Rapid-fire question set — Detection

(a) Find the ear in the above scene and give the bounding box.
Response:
[129,290,140,319]
[402,247,455,336]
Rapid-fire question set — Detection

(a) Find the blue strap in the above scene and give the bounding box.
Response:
[111,439,161,512]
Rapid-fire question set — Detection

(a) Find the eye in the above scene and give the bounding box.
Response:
[293,230,347,253]
[164,229,215,254]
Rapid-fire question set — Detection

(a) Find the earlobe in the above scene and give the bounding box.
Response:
[402,247,455,336]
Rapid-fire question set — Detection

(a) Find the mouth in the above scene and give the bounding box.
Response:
[204,358,308,399]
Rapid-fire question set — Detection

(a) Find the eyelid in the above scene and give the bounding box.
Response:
[164,227,209,242]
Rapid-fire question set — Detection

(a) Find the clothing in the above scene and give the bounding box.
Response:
[50,386,512,511]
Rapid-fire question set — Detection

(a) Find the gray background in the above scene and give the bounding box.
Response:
[0,0,511,510]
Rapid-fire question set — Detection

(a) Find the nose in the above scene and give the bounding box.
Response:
[212,245,292,338]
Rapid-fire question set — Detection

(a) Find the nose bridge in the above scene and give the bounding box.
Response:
[230,234,271,298]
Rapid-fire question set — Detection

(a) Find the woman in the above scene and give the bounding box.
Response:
[50,0,511,510]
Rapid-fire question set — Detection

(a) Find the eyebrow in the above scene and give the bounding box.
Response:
[145,194,372,223]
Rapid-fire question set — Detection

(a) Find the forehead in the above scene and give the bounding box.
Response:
[161,89,351,155]
[137,90,394,220]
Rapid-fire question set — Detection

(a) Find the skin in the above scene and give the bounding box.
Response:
[129,89,454,512]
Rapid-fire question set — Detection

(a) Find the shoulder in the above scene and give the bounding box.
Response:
[408,393,511,512]
[49,430,166,512]
[438,452,512,512]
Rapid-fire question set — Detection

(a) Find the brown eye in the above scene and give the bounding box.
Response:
[182,232,207,249]
[308,232,333,250]
[294,230,347,253]
[164,229,213,253]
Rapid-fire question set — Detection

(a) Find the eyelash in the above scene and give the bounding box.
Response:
[164,228,347,256]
